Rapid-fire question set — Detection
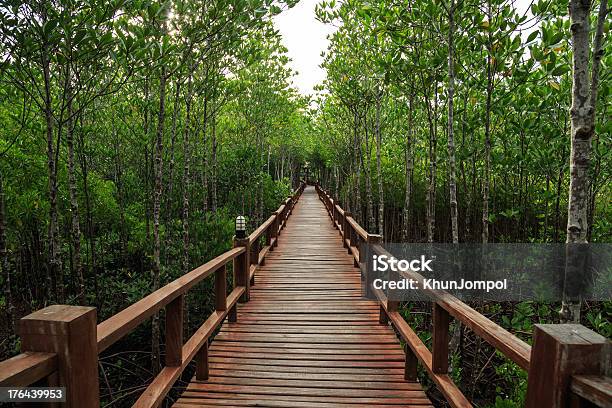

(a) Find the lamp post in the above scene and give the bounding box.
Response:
[235,215,246,239]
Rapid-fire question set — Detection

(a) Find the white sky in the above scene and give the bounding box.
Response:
[273,0,337,96]
[274,0,535,96]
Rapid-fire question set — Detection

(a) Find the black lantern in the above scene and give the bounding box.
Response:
[235,216,246,239]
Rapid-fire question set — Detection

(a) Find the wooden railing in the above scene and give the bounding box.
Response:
[315,184,611,408]
[0,182,306,407]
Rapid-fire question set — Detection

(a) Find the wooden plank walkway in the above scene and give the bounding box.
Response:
[175,186,433,407]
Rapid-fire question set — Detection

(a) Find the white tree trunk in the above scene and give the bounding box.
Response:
[561,0,607,323]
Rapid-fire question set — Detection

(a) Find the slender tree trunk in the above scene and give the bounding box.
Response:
[561,0,607,323]
[43,35,62,303]
[111,115,126,263]
[447,0,459,244]
[66,86,85,304]
[151,62,167,374]
[211,113,218,213]
[182,69,194,339]
[403,95,414,242]
[0,171,13,331]
[375,90,384,237]
[182,71,193,275]
[353,108,361,221]
[364,112,374,231]
[78,116,99,308]
[202,92,209,212]
[144,78,151,240]
[424,83,437,243]
[482,1,494,244]
[167,81,181,203]
[164,81,181,230]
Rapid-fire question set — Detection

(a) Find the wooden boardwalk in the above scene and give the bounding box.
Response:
[3,184,609,408]
[175,186,433,407]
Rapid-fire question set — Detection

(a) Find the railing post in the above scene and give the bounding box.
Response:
[332,204,337,228]
[165,294,184,367]
[525,324,608,407]
[228,304,237,323]
[195,342,209,381]
[343,212,352,250]
[233,236,250,302]
[349,221,357,250]
[271,211,279,249]
[366,234,381,301]
[19,305,99,408]
[215,264,227,312]
[432,303,450,374]
[250,237,260,284]
[404,344,418,381]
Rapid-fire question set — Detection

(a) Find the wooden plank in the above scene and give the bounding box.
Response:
[178,393,432,406]
[197,377,422,390]
[173,186,432,408]
[185,383,427,398]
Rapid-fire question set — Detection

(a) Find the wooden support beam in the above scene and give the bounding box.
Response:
[365,234,381,300]
[215,265,227,312]
[405,343,418,381]
[233,236,250,302]
[342,211,351,249]
[228,304,237,323]
[19,305,99,408]
[432,303,450,374]
[379,305,388,325]
[165,295,184,367]
[271,211,279,249]
[525,324,608,408]
[195,342,208,381]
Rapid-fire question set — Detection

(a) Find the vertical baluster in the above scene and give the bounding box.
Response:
[365,234,382,305]
[343,211,352,250]
[215,265,227,312]
[195,342,209,381]
[165,294,184,367]
[233,236,250,302]
[271,210,279,249]
[404,344,418,381]
[250,236,259,285]
[432,303,450,374]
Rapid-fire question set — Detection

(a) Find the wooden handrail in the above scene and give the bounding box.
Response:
[314,184,610,408]
[347,216,368,241]
[0,182,306,408]
[0,352,58,387]
[249,214,275,242]
[97,246,245,353]
[570,375,612,407]
[372,243,531,370]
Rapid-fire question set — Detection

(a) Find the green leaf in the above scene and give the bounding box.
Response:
[551,65,569,76]
[526,31,538,43]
